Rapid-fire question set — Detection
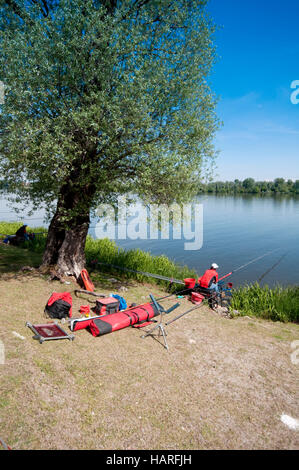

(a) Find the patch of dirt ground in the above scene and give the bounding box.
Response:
[0,274,298,450]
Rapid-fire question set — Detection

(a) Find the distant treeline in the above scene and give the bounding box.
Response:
[199,178,299,195]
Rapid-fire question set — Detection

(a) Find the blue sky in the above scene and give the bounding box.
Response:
[207,0,299,181]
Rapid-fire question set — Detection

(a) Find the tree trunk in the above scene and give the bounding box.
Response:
[41,196,90,279]
[41,209,66,266]
[41,173,96,279]
[55,214,90,279]
[56,218,89,279]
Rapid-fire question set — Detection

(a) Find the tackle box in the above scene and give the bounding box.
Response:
[95,297,119,315]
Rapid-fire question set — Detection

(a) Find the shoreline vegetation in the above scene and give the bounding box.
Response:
[198,178,299,195]
[1,222,298,324]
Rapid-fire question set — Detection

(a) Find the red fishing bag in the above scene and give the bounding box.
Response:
[44,292,72,319]
[95,297,119,315]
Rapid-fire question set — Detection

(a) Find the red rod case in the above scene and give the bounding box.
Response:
[70,316,100,332]
[70,302,160,336]
[89,302,160,337]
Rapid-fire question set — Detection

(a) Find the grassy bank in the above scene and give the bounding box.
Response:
[230,283,299,323]
[1,225,299,449]
[1,222,298,323]
[1,270,298,450]
[85,237,198,287]
[0,221,46,236]
[0,222,197,287]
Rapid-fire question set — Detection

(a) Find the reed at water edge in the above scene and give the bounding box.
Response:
[85,236,198,287]
[230,282,299,323]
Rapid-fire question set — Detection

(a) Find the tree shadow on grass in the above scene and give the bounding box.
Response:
[87,268,137,292]
[0,243,153,300]
[0,242,42,278]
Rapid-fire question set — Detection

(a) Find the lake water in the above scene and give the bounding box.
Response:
[1,194,298,287]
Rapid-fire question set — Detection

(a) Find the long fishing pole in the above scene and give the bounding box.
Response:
[218,247,282,282]
[93,248,283,302]
[95,261,185,285]
[165,303,204,326]
[159,248,284,300]
[258,252,288,282]
[164,249,285,327]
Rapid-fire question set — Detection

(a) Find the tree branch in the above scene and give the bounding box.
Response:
[30,0,50,17]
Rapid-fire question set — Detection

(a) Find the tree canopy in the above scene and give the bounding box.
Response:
[0,0,218,207]
[0,0,219,276]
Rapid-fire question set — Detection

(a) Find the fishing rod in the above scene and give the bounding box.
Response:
[94,261,185,285]
[155,247,285,304]
[218,248,282,282]
[165,303,204,326]
[94,247,283,303]
[258,252,288,282]
[96,248,283,286]
[163,249,286,328]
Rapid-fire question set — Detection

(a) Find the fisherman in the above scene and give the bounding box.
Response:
[15,224,29,240]
[198,263,219,293]
[5,224,30,246]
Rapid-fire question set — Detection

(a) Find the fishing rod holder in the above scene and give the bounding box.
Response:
[141,294,180,351]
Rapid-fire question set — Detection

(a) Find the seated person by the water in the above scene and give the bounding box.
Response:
[198,263,219,292]
[4,224,33,246]
[15,224,29,240]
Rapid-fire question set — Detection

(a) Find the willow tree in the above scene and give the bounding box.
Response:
[0,0,218,278]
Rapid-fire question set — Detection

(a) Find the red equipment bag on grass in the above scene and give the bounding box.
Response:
[44,292,72,319]
[89,302,159,337]
[95,297,119,315]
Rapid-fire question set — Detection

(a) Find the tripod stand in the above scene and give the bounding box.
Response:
[141,294,180,350]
